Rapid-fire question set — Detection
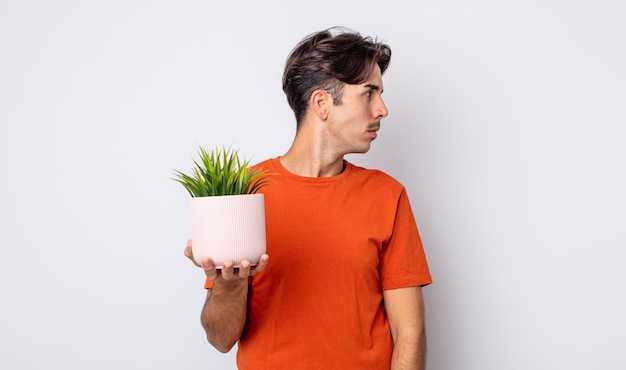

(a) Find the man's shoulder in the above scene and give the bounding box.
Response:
[346,161,404,190]
[251,157,276,170]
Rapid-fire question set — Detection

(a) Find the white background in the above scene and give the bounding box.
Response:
[1,1,625,369]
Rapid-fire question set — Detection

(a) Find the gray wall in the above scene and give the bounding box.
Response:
[1,1,624,369]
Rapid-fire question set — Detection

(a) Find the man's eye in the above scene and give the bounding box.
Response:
[365,91,372,97]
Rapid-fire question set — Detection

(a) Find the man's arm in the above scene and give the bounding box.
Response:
[185,241,269,353]
[383,286,427,370]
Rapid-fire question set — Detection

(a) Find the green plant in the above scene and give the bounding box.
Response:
[172,145,272,197]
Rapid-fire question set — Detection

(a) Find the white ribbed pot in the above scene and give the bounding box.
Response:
[189,193,266,268]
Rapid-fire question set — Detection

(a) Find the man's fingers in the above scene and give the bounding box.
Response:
[253,254,270,273]
[220,260,235,280]
[184,246,202,267]
[184,243,202,267]
[192,254,269,282]
[238,260,251,278]
[202,257,219,280]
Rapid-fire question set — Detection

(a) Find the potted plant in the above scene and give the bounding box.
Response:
[172,145,272,268]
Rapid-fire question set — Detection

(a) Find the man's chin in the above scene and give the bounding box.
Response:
[351,145,372,155]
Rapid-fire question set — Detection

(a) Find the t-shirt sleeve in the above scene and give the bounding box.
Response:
[380,187,432,290]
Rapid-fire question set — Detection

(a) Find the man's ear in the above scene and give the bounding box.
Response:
[310,89,331,120]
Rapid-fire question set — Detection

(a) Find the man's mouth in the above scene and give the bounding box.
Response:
[368,125,380,139]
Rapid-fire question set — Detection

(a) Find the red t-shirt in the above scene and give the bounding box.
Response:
[207,158,431,369]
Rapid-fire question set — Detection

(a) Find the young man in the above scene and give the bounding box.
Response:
[184,27,432,369]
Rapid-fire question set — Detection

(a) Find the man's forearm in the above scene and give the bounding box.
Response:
[200,280,248,353]
[390,330,427,370]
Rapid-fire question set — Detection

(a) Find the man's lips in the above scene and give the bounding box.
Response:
[368,126,380,139]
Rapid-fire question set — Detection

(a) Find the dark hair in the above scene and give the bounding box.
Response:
[282,27,391,126]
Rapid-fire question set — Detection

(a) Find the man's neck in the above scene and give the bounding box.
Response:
[279,126,345,178]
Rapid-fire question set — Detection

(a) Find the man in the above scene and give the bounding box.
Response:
[184,27,432,369]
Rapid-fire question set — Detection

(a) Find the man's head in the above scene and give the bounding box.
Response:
[282,27,391,127]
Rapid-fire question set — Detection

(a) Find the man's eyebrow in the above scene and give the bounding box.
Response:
[364,83,383,93]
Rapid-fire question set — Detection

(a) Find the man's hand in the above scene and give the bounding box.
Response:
[184,239,269,283]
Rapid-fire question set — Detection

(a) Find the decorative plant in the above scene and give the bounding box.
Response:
[172,145,272,197]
